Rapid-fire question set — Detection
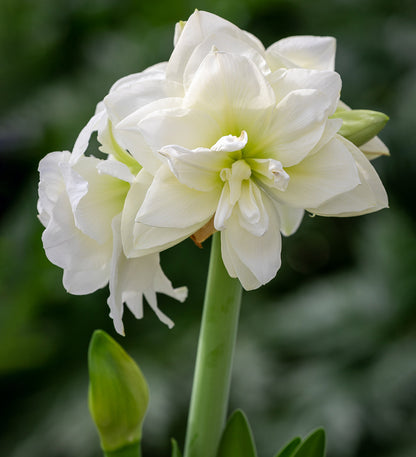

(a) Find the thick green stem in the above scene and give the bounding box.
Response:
[184,232,243,457]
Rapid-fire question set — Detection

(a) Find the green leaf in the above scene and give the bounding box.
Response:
[292,429,325,457]
[217,410,257,457]
[274,436,302,457]
[331,109,389,147]
[171,438,183,457]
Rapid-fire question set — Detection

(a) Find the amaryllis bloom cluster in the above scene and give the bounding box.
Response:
[38,10,388,334]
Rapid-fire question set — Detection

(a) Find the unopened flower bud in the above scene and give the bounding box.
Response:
[333,109,389,147]
[88,330,149,453]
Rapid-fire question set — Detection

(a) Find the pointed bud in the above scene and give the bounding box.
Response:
[88,330,149,453]
[332,109,389,147]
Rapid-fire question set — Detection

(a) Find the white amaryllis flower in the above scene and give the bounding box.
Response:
[38,148,187,335]
[112,47,387,289]
[38,9,389,329]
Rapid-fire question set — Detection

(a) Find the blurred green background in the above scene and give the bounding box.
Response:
[1,0,415,456]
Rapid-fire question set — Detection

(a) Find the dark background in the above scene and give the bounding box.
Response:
[1,1,415,456]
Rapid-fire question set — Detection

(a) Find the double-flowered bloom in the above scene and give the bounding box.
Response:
[38,10,388,334]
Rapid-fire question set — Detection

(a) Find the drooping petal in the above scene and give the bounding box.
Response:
[136,164,219,228]
[273,202,304,236]
[359,135,390,161]
[221,231,263,290]
[310,136,388,216]
[63,266,109,295]
[237,180,269,236]
[267,35,336,71]
[221,196,282,289]
[273,136,361,208]
[108,214,188,335]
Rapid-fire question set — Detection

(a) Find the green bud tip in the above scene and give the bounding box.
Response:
[332,109,389,147]
[88,330,149,452]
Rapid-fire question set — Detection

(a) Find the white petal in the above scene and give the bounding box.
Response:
[160,144,228,192]
[63,156,129,244]
[221,196,282,288]
[63,266,109,295]
[273,202,304,236]
[42,193,112,272]
[38,150,71,226]
[70,107,107,164]
[274,136,361,208]
[167,10,265,83]
[97,158,134,183]
[267,36,336,71]
[184,51,276,132]
[237,180,269,236]
[137,105,222,153]
[268,68,341,113]
[137,164,219,228]
[257,89,334,167]
[221,231,263,290]
[360,135,390,160]
[183,31,269,88]
[310,136,388,216]
[108,214,187,335]
[121,171,205,256]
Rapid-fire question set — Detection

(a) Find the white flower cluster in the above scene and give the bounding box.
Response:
[38,11,388,334]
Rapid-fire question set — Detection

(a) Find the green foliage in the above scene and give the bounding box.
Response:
[171,439,182,457]
[274,437,301,457]
[217,410,257,457]
[274,430,325,457]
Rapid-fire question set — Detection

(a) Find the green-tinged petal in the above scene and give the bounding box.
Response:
[267,36,336,71]
[310,136,388,216]
[257,89,334,167]
[115,97,184,174]
[88,330,149,451]
[217,410,257,457]
[274,437,302,457]
[292,429,325,457]
[184,50,276,133]
[137,165,219,228]
[275,136,360,208]
[332,109,389,147]
[98,121,142,175]
[71,107,107,163]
